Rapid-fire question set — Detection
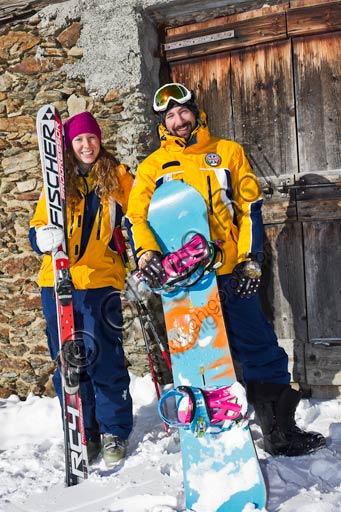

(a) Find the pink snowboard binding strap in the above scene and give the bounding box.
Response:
[161,234,222,288]
[177,385,244,425]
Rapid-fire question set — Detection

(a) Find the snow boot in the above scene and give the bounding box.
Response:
[102,434,127,468]
[247,382,326,456]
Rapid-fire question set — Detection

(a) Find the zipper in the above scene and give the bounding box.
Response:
[96,204,103,240]
[69,205,75,238]
[207,175,213,215]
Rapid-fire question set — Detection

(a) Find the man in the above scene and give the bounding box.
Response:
[126,83,325,456]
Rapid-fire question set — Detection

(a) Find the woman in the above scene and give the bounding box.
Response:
[29,111,134,467]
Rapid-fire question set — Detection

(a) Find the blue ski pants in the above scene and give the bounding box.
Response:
[41,286,133,441]
[217,274,290,385]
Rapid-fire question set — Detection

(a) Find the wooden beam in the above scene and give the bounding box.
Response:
[164,12,287,61]
[287,1,341,35]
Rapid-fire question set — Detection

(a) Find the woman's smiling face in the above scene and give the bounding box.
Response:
[71,133,101,168]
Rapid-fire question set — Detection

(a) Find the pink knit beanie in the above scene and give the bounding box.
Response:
[64,111,102,149]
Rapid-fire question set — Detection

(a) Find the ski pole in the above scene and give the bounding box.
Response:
[112,227,170,431]
[136,301,161,401]
[112,227,172,371]
[136,299,169,434]
[133,297,172,371]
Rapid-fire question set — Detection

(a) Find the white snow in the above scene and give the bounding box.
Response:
[0,373,340,512]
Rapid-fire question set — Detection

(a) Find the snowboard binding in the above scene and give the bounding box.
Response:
[158,383,248,436]
[140,233,223,292]
[162,233,223,287]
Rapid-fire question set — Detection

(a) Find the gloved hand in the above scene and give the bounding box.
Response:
[138,250,166,289]
[230,260,262,298]
[36,224,64,253]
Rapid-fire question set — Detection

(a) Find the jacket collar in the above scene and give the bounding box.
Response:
[77,165,96,196]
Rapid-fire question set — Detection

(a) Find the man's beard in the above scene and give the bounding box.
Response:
[173,122,193,138]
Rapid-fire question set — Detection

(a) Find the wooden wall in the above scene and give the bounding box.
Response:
[164,0,341,397]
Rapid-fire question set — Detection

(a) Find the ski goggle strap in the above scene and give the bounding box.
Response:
[153,83,192,112]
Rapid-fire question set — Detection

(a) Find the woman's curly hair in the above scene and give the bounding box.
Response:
[65,146,122,203]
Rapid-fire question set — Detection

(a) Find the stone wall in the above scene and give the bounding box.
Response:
[1,0,263,399]
[0,1,174,398]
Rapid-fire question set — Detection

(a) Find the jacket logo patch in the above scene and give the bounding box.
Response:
[205,153,222,167]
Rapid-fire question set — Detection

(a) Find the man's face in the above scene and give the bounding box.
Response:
[164,105,196,141]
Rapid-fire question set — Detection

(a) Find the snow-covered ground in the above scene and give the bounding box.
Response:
[0,373,340,512]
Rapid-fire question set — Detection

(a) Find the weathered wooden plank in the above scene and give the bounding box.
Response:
[166,12,231,38]
[164,13,287,61]
[291,0,341,6]
[149,0,288,26]
[230,40,298,179]
[303,220,341,335]
[306,344,341,385]
[262,198,297,224]
[259,223,307,383]
[297,198,341,221]
[170,53,235,140]
[310,384,341,399]
[288,1,341,36]
[165,3,289,38]
[293,32,341,174]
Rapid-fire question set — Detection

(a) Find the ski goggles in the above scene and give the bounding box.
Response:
[153,83,192,112]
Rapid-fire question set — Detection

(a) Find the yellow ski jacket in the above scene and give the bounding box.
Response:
[30,164,133,290]
[126,112,263,275]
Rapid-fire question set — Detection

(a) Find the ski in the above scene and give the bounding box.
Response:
[36,105,88,486]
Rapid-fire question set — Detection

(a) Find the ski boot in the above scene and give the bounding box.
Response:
[247,382,326,456]
[102,434,127,467]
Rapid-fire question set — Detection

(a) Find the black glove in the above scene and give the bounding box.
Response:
[230,260,262,298]
[138,251,167,289]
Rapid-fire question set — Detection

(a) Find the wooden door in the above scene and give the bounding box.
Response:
[164,1,341,397]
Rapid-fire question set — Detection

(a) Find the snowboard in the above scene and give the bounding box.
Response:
[147,180,267,512]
